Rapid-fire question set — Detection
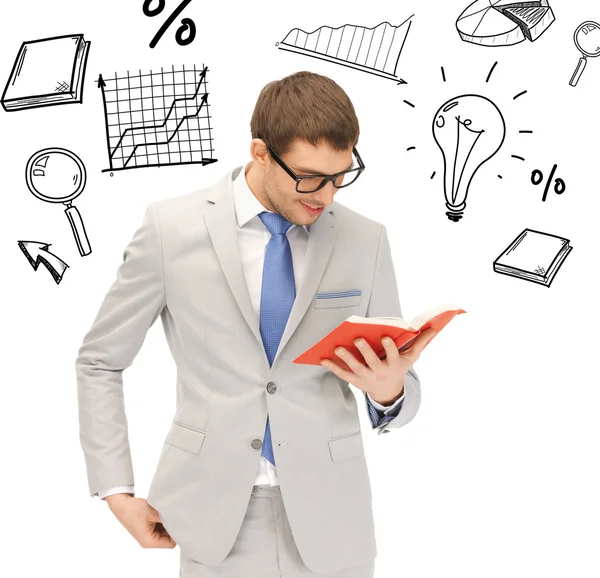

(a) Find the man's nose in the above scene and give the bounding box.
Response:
[313,181,337,205]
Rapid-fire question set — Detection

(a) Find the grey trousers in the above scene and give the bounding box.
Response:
[179,484,376,577]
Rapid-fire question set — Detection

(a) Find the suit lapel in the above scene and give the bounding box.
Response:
[204,167,338,368]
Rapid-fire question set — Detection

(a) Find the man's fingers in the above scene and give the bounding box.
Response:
[140,521,177,548]
[420,328,437,349]
[402,329,436,357]
[151,525,177,548]
[146,506,162,523]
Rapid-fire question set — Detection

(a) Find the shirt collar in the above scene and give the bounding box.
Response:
[233,162,310,234]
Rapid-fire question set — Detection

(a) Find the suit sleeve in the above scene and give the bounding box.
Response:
[364,224,422,436]
[75,203,166,496]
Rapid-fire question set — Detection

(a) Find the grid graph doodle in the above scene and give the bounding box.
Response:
[98,64,217,172]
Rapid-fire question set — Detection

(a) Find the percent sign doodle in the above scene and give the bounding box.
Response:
[531,164,566,202]
[143,0,196,48]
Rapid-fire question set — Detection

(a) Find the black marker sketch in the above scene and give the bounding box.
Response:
[405,62,530,185]
[485,60,498,82]
[569,21,600,87]
[513,89,528,99]
[18,241,69,285]
[457,1,555,47]
[276,17,414,84]
[493,228,572,287]
[142,0,196,49]
[98,65,217,173]
[25,148,91,257]
[531,164,566,201]
[1,34,90,112]
[432,94,506,222]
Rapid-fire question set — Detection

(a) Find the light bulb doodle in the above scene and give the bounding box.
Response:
[569,21,600,87]
[432,94,506,222]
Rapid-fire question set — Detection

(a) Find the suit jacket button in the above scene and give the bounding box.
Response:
[251,439,263,449]
[266,382,277,394]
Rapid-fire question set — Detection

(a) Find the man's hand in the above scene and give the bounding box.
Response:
[104,493,176,549]
[320,327,438,404]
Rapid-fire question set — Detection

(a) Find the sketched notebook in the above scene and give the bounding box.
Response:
[1,34,90,111]
[493,228,572,287]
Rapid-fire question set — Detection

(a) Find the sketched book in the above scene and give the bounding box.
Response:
[1,34,90,111]
[493,228,573,287]
[293,303,466,368]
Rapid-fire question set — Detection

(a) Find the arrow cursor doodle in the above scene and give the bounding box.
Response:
[18,241,69,284]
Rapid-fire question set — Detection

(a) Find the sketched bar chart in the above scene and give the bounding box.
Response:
[277,16,414,83]
[99,64,217,172]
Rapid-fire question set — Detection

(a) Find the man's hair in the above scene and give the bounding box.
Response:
[250,71,360,156]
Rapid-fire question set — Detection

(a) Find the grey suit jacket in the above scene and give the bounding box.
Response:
[76,165,422,574]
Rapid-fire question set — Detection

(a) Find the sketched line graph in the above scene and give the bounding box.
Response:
[98,64,217,172]
[276,16,414,84]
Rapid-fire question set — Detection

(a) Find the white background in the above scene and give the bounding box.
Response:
[1,1,599,576]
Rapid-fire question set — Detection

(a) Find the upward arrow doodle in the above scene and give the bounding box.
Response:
[18,241,69,284]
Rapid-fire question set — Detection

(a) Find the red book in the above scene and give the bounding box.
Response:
[293,303,466,369]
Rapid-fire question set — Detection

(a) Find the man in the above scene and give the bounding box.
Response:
[76,70,437,577]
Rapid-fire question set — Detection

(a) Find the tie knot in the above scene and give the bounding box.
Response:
[258,211,293,236]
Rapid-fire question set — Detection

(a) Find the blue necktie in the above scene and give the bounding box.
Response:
[257,211,296,466]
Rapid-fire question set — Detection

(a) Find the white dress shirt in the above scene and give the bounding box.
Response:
[98,162,404,499]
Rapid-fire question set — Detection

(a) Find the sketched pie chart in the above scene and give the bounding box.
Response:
[456,0,555,47]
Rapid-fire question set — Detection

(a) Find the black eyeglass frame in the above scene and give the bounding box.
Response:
[264,142,366,194]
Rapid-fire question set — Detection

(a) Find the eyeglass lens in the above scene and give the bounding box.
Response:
[297,170,360,193]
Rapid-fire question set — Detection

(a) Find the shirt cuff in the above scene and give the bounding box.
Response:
[97,485,135,500]
[367,391,405,414]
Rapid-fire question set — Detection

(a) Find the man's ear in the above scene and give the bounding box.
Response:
[250,138,269,167]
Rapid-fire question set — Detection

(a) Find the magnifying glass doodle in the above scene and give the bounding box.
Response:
[569,21,600,87]
[25,147,92,256]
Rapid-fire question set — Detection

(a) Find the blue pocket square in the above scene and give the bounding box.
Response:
[316,289,362,299]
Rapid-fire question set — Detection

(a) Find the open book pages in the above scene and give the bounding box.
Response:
[345,302,465,331]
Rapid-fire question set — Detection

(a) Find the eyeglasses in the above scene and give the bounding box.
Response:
[264,142,365,194]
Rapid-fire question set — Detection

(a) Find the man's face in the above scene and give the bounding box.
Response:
[259,138,355,226]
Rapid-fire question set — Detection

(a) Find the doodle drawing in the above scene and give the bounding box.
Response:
[142,0,196,49]
[25,148,91,257]
[493,228,572,287]
[569,21,600,87]
[277,16,414,83]
[99,64,217,172]
[531,164,566,201]
[456,1,555,47]
[1,34,90,112]
[17,241,69,285]
[432,94,506,221]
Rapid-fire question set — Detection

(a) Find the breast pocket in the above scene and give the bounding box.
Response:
[314,289,362,309]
